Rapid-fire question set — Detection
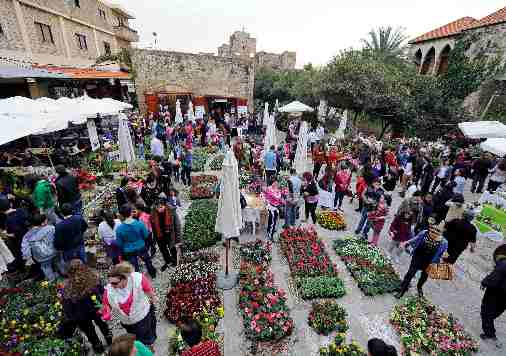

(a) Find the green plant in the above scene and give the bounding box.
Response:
[182,199,220,251]
[296,276,346,300]
[308,301,348,335]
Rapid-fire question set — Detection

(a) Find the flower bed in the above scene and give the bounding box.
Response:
[317,211,346,231]
[280,227,345,299]
[0,282,83,355]
[192,147,213,172]
[319,339,367,356]
[334,238,401,296]
[238,240,294,342]
[239,171,254,189]
[190,174,218,200]
[308,301,348,335]
[390,297,479,355]
[183,199,220,251]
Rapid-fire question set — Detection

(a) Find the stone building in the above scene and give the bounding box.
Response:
[131,48,255,115]
[0,0,139,67]
[217,29,296,70]
[408,6,506,76]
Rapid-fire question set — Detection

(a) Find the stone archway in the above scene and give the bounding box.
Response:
[436,44,452,75]
[420,47,436,75]
[414,48,423,72]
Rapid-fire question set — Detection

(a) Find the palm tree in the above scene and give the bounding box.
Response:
[361,26,408,64]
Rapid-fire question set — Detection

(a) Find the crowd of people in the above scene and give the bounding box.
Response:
[1,106,506,354]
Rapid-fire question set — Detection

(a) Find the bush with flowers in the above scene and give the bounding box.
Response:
[334,238,401,296]
[390,296,479,355]
[280,227,345,299]
[0,282,83,355]
[238,240,294,342]
[319,339,367,356]
[190,175,218,200]
[308,301,348,335]
[317,210,346,231]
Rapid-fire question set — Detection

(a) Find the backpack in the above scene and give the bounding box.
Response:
[29,226,56,262]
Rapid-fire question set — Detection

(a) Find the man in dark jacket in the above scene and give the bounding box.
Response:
[480,244,506,345]
[54,203,88,263]
[443,210,477,264]
[55,165,82,215]
[471,154,493,194]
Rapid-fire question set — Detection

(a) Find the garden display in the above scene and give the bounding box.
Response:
[280,227,345,299]
[192,147,216,172]
[390,297,479,356]
[308,301,348,335]
[334,238,401,296]
[190,174,218,200]
[0,282,83,355]
[317,210,346,231]
[182,199,220,251]
[238,240,294,342]
[164,253,222,323]
[209,154,225,170]
[239,171,254,189]
[319,339,367,356]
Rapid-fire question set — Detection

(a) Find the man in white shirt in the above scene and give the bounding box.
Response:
[150,136,164,159]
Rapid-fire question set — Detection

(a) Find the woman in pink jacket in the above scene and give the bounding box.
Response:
[333,163,352,211]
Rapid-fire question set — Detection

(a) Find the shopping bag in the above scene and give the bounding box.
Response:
[426,263,454,280]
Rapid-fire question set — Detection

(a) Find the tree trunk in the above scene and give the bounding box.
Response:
[379,121,390,140]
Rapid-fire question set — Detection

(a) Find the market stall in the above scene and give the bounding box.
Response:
[458,121,506,139]
[480,138,506,157]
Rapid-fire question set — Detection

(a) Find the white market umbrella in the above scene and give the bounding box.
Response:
[175,99,183,124]
[279,100,314,113]
[459,121,506,139]
[215,149,243,238]
[263,102,269,125]
[264,114,277,152]
[481,138,506,157]
[118,113,136,163]
[295,121,309,175]
[187,101,195,123]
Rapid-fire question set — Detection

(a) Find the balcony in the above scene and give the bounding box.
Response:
[113,25,139,43]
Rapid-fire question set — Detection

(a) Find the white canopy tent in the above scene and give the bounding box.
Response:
[118,113,136,163]
[0,95,133,145]
[215,149,243,238]
[263,102,269,125]
[279,100,314,113]
[481,138,506,157]
[458,121,506,139]
[294,121,309,175]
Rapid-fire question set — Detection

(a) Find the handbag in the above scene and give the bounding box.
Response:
[426,262,454,280]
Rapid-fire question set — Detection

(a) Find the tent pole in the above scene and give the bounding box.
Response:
[225,238,230,276]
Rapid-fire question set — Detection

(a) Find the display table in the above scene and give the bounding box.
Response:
[243,193,267,235]
[474,204,505,242]
[479,191,506,210]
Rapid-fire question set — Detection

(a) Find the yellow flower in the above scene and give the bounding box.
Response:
[40,281,49,288]
[177,334,183,342]
[10,320,16,326]
[22,309,29,316]
[91,295,97,302]
[216,306,224,318]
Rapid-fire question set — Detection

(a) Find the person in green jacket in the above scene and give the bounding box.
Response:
[110,334,153,356]
[30,175,58,225]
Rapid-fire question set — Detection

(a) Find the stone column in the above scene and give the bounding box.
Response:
[12,0,32,56]
[59,16,71,60]
[93,29,101,57]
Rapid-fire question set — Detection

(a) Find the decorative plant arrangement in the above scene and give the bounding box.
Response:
[390,297,479,356]
[209,154,225,170]
[280,227,345,299]
[319,339,367,356]
[239,171,254,189]
[190,174,218,200]
[182,199,220,251]
[0,282,83,355]
[308,301,348,335]
[317,210,347,231]
[192,147,214,172]
[238,240,294,342]
[334,238,401,296]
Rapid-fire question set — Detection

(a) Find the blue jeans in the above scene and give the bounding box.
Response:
[285,205,296,227]
[40,255,65,281]
[62,243,86,263]
[123,248,157,278]
[138,143,145,160]
[354,207,370,238]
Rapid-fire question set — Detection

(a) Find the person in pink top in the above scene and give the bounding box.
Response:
[101,262,157,349]
[334,163,352,211]
[263,180,285,241]
[185,122,193,149]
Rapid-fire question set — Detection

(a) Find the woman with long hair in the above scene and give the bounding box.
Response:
[98,210,121,265]
[101,262,157,349]
[60,259,112,354]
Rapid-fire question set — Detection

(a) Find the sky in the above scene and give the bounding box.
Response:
[117,0,506,67]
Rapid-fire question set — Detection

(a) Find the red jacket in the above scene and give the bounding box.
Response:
[334,171,351,192]
[355,177,367,199]
[181,340,221,356]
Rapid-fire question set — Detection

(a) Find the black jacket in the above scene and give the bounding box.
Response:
[482,259,506,294]
[54,215,88,251]
[55,173,81,204]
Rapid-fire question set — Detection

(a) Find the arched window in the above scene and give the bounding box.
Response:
[437,45,452,75]
[420,47,436,75]
[414,49,423,71]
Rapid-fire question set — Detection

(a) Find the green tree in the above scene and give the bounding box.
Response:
[361,26,408,65]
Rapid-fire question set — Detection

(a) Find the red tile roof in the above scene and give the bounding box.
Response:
[409,17,477,44]
[32,65,130,79]
[465,6,506,30]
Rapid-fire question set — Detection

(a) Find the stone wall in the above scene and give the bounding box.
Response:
[132,48,255,113]
[255,50,296,70]
[0,0,25,52]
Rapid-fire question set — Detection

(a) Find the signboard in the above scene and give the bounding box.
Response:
[86,118,100,151]
[195,105,205,119]
[237,106,248,115]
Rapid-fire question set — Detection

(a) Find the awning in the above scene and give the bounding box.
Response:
[279,100,314,113]
[481,138,506,157]
[33,65,131,80]
[458,121,506,139]
[0,64,69,79]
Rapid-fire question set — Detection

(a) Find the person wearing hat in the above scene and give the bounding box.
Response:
[395,218,448,299]
[150,195,181,270]
[480,244,506,346]
[443,210,477,265]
